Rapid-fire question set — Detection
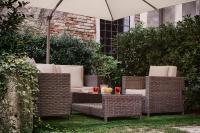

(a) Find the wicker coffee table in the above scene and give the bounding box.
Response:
[72,93,143,122]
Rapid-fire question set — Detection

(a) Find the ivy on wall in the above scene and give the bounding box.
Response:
[0,54,39,132]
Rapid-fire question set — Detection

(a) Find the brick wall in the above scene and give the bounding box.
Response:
[22,7,96,41]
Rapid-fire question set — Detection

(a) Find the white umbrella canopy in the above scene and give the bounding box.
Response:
[28,0,195,21]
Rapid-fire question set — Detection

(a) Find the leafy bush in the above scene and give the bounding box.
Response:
[23,31,118,75]
[91,52,118,84]
[117,15,200,110]
[22,32,93,74]
[0,0,28,54]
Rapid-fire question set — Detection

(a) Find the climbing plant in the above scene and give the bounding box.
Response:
[0,54,39,132]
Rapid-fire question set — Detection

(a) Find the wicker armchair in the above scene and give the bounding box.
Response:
[37,73,71,117]
[122,66,185,116]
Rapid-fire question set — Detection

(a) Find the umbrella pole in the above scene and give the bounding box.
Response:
[46,0,63,64]
[46,17,51,64]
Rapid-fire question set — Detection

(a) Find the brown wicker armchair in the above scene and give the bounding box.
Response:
[37,73,71,117]
[122,66,185,116]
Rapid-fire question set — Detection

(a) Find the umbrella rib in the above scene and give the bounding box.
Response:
[48,0,64,19]
[142,0,158,11]
[105,0,114,21]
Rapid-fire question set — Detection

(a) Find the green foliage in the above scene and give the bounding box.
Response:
[50,33,95,74]
[0,54,39,132]
[23,32,94,74]
[117,15,200,110]
[0,0,28,54]
[90,45,118,84]
[0,0,41,132]
[22,31,118,76]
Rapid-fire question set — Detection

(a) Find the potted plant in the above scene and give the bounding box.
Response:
[84,42,118,88]
[85,52,118,88]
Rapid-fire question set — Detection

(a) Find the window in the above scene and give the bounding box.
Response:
[100,17,130,57]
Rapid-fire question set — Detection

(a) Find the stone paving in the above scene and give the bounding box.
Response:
[174,126,200,133]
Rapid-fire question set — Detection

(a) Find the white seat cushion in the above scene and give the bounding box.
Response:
[149,66,169,77]
[72,103,102,109]
[126,89,146,96]
[168,66,177,77]
[56,65,83,88]
[71,87,93,93]
[71,87,82,93]
[36,64,56,73]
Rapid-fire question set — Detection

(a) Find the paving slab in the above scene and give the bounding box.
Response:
[174,126,200,133]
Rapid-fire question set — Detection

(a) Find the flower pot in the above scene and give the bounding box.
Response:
[84,75,102,87]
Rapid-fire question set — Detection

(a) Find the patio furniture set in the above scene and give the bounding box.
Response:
[36,64,184,122]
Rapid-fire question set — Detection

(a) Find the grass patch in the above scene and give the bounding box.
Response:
[34,113,200,133]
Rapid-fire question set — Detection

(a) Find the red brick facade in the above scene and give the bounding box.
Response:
[22,7,96,41]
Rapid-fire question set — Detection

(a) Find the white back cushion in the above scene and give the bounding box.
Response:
[56,65,83,88]
[36,64,56,73]
[149,66,169,77]
[126,89,146,96]
[168,66,177,77]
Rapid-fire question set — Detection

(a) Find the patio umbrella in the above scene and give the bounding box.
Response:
[28,0,195,63]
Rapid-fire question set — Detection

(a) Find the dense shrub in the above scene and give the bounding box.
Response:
[0,0,28,54]
[22,31,118,75]
[89,44,118,84]
[21,32,93,74]
[117,15,200,110]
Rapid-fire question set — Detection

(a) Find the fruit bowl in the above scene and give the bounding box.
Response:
[103,87,113,94]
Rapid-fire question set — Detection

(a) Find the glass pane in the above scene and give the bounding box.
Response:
[100,19,106,23]
[106,21,112,24]
[118,19,124,25]
[100,38,106,46]
[106,39,111,46]
[113,20,118,25]
[118,25,124,32]
[112,32,118,38]
[105,46,112,54]
[106,24,111,30]
[100,23,105,30]
[106,31,111,38]
[112,24,118,31]
[100,17,130,56]
[100,31,105,37]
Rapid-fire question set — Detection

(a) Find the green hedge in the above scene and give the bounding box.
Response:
[117,15,200,110]
[20,31,118,76]
[20,32,94,74]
